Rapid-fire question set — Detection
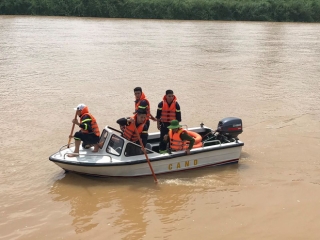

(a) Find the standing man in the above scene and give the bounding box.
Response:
[67,104,100,157]
[133,87,156,132]
[156,89,181,153]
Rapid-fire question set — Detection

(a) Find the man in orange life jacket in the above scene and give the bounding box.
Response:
[164,120,195,155]
[156,89,181,153]
[116,109,148,147]
[67,104,100,157]
[133,87,156,132]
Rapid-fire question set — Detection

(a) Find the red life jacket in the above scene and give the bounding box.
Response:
[160,95,178,123]
[123,114,146,142]
[135,92,151,120]
[80,113,100,137]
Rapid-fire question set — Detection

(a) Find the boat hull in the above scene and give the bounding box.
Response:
[50,145,242,177]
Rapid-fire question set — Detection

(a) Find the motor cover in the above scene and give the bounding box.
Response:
[216,117,243,139]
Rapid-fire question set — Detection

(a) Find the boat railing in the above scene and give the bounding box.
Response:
[181,124,188,130]
[63,152,113,162]
[203,140,222,147]
[59,143,74,153]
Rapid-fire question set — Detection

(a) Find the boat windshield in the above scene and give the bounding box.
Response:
[106,134,124,156]
[98,129,108,149]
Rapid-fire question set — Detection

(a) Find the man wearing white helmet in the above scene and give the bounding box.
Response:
[67,103,100,157]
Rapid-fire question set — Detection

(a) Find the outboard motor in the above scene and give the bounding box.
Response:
[216,117,243,141]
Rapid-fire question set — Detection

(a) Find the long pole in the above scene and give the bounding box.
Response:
[134,124,158,183]
[67,111,78,148]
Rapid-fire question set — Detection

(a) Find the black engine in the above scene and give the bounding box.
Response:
[216,117,243,139]
[203,117,243,144]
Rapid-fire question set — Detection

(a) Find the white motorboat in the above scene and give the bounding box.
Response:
[49,117,244,177]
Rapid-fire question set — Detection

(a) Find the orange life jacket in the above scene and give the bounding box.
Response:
[169,129,189,151]
[160,96,177,123]
[123,114,146,142]
[80,113,100,137]
[135,92,151,120]
[169,129,203,151]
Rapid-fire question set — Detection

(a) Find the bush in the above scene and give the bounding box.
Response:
[1,0,319,22]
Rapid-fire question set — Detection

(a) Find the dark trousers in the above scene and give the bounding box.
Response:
[159,122,170,151]
[74,131,99,144]
[145,119,150,131]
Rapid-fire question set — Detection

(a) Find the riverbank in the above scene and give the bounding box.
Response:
[1,0,320,22]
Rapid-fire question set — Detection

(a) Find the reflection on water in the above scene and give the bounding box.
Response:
[50,174,103,233]
[50,173,160,237]
[49,164,240,237]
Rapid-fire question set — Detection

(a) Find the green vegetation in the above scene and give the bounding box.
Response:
[1,0,320,22]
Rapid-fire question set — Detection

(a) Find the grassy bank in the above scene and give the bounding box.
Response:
[1,0,320,22]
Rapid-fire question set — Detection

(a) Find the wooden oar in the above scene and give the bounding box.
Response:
[67,111,78,148]
[134,123,158,183]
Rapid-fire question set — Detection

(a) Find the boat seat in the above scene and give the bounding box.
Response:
[145,143,152,150]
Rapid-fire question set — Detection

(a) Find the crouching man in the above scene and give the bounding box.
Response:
[164,120,195,155]
[67,104,100,157]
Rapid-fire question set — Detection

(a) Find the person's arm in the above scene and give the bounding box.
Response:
[80,115,93,132]
[117,117,131,131]
[116,117,128,126]
[156,102,163,129]
[145,100,157,121]
[175,102,181,122]
[180,132,195,150]
[140,123,149,147]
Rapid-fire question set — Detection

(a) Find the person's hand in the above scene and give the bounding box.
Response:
[163,134,168,141]
[150,116,157,122]
[120,126,125,132]
[128,118,135,124]
[185,149,191,155]
[157,122,161,130]
[72,118,79,125]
